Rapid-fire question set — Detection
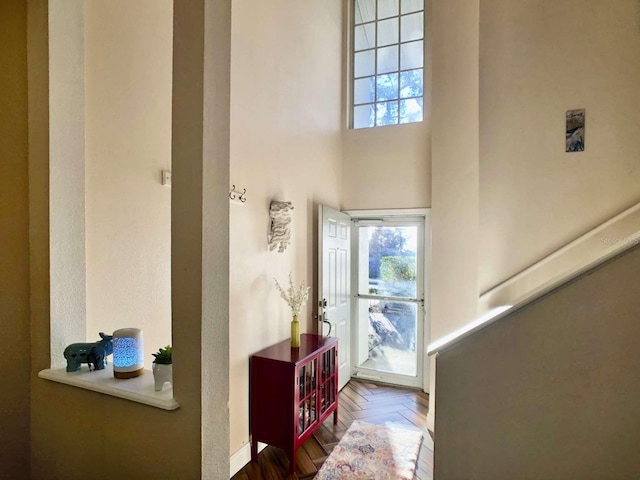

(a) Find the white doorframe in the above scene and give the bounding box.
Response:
[344,208,431,393]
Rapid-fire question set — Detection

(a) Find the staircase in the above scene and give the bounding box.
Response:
[430,243,640,479]
[428,203,640,479]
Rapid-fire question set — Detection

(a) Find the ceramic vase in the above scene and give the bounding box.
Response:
[291,315,300,348]
[152,362,173,391]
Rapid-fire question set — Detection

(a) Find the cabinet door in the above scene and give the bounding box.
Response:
[319,345,337,416]
[297,358,318,437]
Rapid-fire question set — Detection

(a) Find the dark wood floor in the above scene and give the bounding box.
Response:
[232,380,434,480]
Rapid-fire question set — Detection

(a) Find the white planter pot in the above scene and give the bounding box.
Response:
[152,363,173,391]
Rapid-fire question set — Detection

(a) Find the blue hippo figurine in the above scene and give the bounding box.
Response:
[63,332,113,372]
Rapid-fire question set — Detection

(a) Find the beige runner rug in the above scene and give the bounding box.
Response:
[316,420,423,480]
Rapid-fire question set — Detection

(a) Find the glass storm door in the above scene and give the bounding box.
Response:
[353,218,424,388]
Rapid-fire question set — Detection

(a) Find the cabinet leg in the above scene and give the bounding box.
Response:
[288,447,296,474]
[333,406,338,425]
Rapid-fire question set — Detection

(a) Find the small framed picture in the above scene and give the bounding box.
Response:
[566,109,585,152]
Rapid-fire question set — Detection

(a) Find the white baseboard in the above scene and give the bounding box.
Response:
[229,441,266,478]
[427,412,435,433]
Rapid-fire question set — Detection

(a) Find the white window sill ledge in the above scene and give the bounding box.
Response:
[38,365,180,411]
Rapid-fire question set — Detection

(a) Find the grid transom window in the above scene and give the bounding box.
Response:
[352,0,424,129]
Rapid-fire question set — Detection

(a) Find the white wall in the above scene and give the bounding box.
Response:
[49,0,86,368]
[435,245,640,479]
[343,122,431,210]
[427,0,640,434]
[85,0,173,363]
[228,0,344,458]
[479,0,640,294]
[428,0,480,430]
[429,0,640,343]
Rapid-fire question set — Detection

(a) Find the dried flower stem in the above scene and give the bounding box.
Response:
[274,273,311,317]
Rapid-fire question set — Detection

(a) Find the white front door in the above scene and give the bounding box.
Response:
[318,205,351,390]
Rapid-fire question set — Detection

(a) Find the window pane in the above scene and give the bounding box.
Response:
[401,0,423,14]
[355,49,375,78]
[377,0,398,19]
[354,77,375,105]
[400,40,423,70]
[376,101,399,126]
[377,17,398,47]
[354,23,375,51]
[352,0,424,129]
[376,74,398,101]
[355,0,376,24]
[376,45,398,74]
[399,98,423,124]
[401,12,423,42]
[400,68,423,98]
[354,104,375,129]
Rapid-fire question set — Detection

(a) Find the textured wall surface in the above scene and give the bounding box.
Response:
[479,0,640,293]
[435,245,640,479]
[48,0,86,368]
[85,0,173,366]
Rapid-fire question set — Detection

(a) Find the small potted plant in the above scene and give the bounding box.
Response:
[152,345,172,391]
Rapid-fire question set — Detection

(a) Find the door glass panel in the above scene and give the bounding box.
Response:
[358,298,418,376]
[355,224,420,380]
[298,359,316,436]
[358,225,418,297]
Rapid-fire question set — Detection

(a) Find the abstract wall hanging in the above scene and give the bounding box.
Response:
[268,201,294,253]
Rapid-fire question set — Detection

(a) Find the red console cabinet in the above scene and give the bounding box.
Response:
[250,334,338,473]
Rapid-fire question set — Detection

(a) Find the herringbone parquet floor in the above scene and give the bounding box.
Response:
[233,380,434,480]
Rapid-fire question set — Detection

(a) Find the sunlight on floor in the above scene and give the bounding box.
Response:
[361,344,417,376]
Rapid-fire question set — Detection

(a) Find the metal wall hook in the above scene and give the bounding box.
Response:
[229,185,247,203]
